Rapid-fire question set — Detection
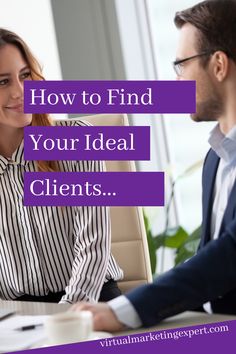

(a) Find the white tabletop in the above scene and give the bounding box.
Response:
[0,299,70,316]
[119,310,236,336]
[0,299,235,335]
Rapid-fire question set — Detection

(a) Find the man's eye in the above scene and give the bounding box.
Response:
[0,79,8,86]
[176,63,185,73]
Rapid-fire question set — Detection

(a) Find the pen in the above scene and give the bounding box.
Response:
[15,323,43,331]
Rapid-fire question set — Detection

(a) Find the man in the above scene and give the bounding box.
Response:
[72,0,236,331]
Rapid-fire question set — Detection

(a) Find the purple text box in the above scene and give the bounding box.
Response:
[24,80,196,114]
[24,172,164,206]
[15,319,236,354]
[24,126,150,161]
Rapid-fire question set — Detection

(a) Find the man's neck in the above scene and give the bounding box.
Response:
[218,94,236,134]
[219,120,234,135]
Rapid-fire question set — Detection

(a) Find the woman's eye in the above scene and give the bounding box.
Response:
[21,72,31,79]
[0,79,9,86]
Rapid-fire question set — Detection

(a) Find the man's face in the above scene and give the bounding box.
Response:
[176,23,223,122]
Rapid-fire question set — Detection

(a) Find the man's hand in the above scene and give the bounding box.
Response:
[71,302,125,332]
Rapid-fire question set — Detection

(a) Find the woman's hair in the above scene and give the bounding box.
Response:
[0,28,58,172]
[174,0,236,67]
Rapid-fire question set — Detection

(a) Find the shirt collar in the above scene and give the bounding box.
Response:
[209,124,236,163]
[0,140,28,175]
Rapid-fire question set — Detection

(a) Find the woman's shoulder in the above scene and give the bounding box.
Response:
[53,118,92,127]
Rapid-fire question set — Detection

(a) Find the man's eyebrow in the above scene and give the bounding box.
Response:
[0,66,30,77]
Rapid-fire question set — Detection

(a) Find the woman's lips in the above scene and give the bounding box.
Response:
[5,104,24,113]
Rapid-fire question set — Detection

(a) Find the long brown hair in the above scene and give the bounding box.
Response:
[0,28,58,172]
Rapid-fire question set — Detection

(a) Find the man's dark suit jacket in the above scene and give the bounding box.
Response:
[126,149,236,327]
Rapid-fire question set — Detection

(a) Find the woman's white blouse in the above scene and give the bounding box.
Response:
[0,119,123,303]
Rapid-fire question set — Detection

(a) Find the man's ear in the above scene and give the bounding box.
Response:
[211,51,229,82]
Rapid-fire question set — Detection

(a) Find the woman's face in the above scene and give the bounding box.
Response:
[0,44,32,131]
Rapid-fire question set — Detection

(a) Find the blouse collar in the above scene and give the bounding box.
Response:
[0,139,29,174]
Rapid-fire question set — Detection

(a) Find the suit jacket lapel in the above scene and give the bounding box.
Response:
[219,177,236,233]
[201,149,220,247]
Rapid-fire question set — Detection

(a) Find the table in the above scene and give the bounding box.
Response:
[0,299,70,316]
[1,299,235,336]
[119,310,236,336]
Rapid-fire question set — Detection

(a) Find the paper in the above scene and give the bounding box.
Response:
[0,315,48,353]
[0,309,14,321]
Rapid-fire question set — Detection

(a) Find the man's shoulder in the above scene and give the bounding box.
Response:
[53,118,92,127]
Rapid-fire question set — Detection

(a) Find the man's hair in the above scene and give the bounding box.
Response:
[174,0,236,64]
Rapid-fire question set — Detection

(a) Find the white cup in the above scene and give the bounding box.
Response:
[44,311,93,345]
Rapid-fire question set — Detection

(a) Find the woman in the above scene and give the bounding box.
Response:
[0,28,123,303]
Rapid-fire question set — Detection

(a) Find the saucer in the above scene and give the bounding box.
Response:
[87,331,112,340]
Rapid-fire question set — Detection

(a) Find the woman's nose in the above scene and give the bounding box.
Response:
[10,79,23,99]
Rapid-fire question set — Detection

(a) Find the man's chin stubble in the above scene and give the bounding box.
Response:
[190,100,222,122]
[190,113,217,122]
